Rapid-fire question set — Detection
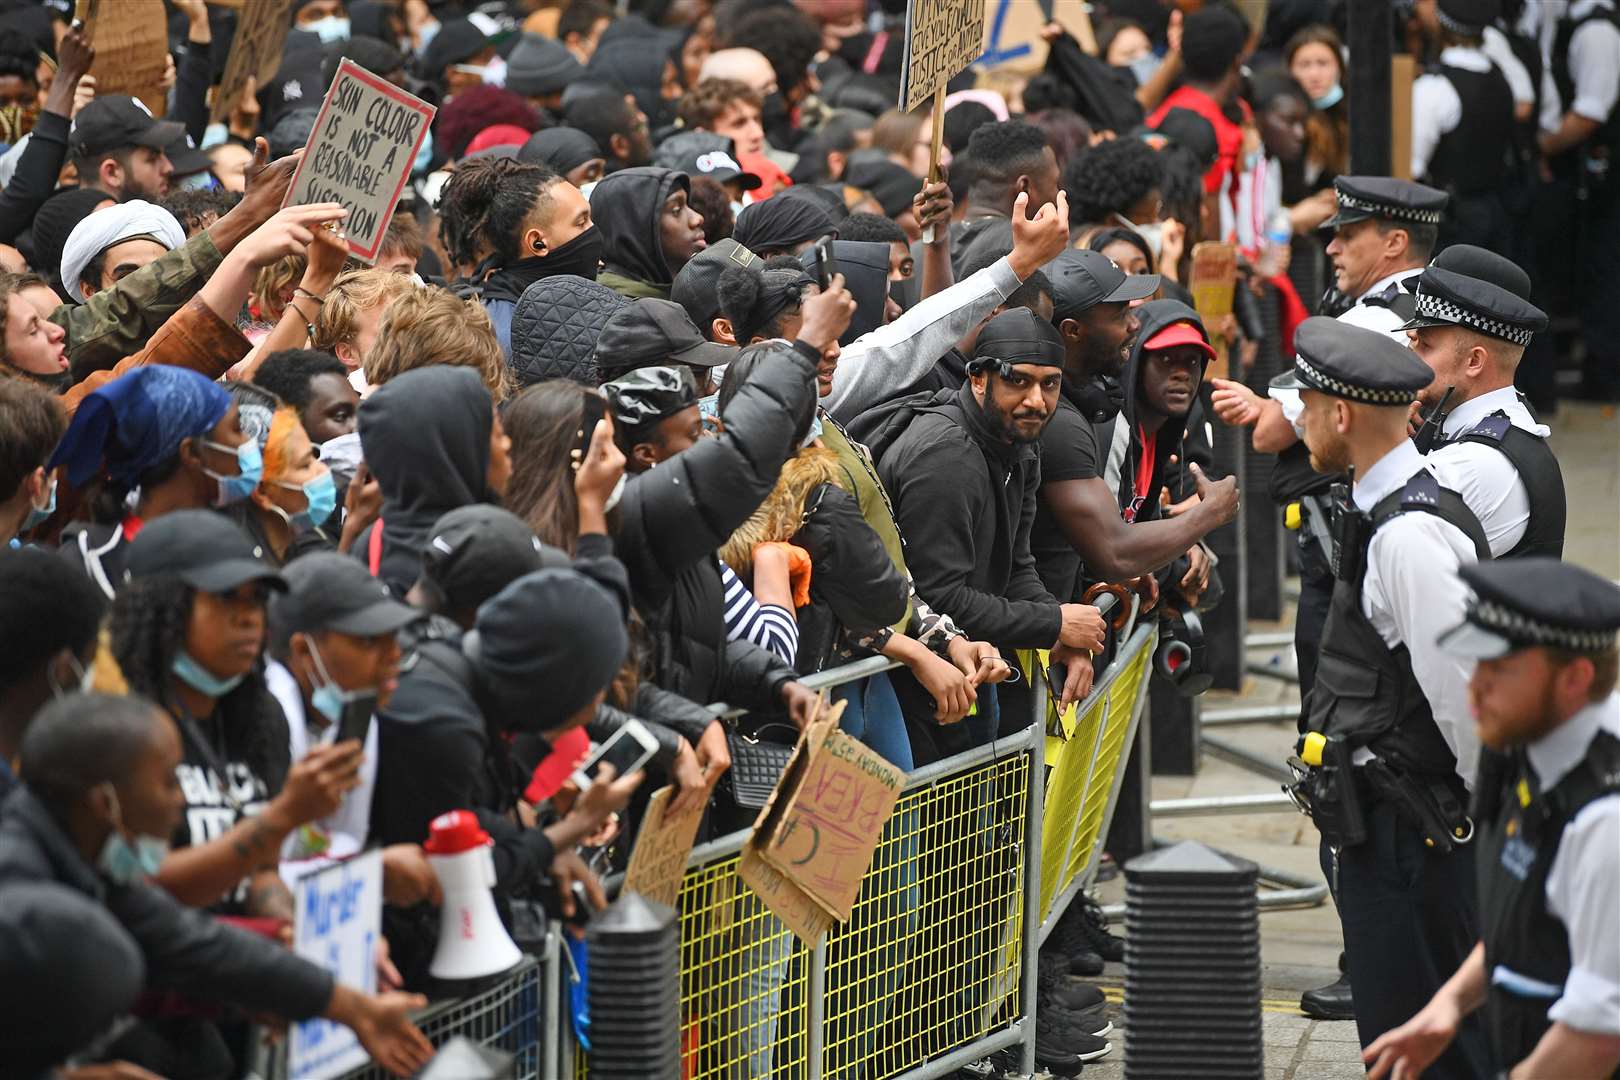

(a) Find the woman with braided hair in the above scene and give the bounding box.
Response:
[435,154,602,354]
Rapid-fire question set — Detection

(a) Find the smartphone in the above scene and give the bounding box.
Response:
[814,237,837,291]
[575,392,608,465]
[569,719,658,791]
[336,692,378,747]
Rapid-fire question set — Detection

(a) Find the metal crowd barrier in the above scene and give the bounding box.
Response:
[561,620,1159,1080]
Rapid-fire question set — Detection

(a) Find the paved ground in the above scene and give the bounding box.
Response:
[1059,402,1618,1078]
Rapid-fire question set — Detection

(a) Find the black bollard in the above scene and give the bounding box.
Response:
[1124,842,1262,1079]
[586,892,681,1079]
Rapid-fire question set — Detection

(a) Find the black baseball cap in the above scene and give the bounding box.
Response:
[672,238,763,330]
[416,505,570,613]
[1046,248,1161,319]
[70,96,185,159]
[594,299,737,374]
[122,510,287,592]
[421,18,492,77]
[271,553,421,637]
[653,132,763,190]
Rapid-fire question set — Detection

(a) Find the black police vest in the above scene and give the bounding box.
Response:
[1305,471,1490,776]
[1455,411,1567,559]
[1552,8,1620,160]
[1475,731,1620,1073]
[1428,64,1516,195]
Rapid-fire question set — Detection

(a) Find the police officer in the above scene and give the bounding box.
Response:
[1314,176,1450,326]
[1275,317,1493,1074]
[1412,0,1519,251]
[1402,244,1567,558]
[1364,558,1620,1080]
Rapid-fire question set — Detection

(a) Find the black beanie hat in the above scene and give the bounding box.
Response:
[464,568,629,732]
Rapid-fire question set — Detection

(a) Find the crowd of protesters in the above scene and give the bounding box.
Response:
[0,0,1611,1076]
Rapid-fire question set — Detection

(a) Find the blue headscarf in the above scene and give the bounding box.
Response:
[49,366,230,492]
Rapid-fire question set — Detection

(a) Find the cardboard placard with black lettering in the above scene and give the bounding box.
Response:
[624,785,709,909]
[898,0,988,113]
[80,0,171,118]
[283,59,435,264]
[211,0,294,124]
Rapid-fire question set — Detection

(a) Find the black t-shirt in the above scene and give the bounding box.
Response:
[1029,397,1103,603]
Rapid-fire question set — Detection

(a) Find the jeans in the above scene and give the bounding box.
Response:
[834,672,914,771]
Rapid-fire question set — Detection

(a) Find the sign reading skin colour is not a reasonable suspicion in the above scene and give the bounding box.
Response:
[288,850,383,1080]
[283,59,435,264]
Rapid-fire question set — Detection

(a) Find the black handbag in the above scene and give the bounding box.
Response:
[720,722,801,810]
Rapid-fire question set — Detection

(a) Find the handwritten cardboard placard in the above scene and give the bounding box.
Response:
[624,785,708,909]
[1189,241,1238,381]
[898,0,988,113]
[283,59,435,264]
[288,850,383,1080]
[211,0,294,124]
[81,0,171,118]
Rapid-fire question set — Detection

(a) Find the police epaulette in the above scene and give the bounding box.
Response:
[1399,470,1441,510]
[1463,414,1513,442]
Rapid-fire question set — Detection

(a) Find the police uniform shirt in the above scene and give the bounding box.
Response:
[1412,45,1511,178]
[1349,439,1484,784]
[1481,25,1539,111]
[1537,0,1620,133]
[1424,386,1551,557]
[1270,269,1425,435]
[1523,691,1620,1036]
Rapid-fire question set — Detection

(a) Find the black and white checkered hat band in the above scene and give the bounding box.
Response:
[1415,289,1535,346]
[1337,192,1445,225]
[1436,8,1486,35]
[1293,355,1416,405]
[1473,599,1619,652]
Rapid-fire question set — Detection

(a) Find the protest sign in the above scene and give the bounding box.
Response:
[80,0,170,118]
[283,59,436,264]
[212,0,294,124]
[624,785,708,909]
[737,696,906,942]
[1189,242,1238,381]
[898,0,988,113]
[288,851,383,1080]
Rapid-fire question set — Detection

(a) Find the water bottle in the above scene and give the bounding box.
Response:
[1258,210,1292,277]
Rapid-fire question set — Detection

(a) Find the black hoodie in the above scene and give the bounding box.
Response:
[354,367,493,595]
[590,167,691,298]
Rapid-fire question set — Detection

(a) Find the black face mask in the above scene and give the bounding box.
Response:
[1068,372,1126,424]
[478,227,604,304]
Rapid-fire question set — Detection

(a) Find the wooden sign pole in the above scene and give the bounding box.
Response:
[922,86,947,243]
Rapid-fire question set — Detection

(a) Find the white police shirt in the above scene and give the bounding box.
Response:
[1411,46,1503,179]
[1528,692,1620,1037]
[1424,386,1550,557]
[1348,440,1483,786]
[1538,0,1620,132]
[1270,269,1424,434]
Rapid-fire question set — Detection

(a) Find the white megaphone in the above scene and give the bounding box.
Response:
[425,810,524,981]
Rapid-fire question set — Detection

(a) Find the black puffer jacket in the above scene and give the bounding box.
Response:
[614,339,819,707]
[508,274,628,388]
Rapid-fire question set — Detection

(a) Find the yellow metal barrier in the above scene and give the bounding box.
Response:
[574,622,1157,1080]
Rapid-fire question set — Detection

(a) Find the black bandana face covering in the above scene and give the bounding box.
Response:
[478,227,605,304]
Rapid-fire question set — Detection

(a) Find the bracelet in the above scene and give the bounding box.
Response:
[293,287,325,304]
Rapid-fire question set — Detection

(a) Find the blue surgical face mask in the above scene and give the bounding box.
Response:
[1127,53,1161,86]
[413,130,435,177]
[200,438,263,506]
[172,649,248,698]
[305,15,350,44]
[95,785,170,885]
[801,413,824,447]
[23,475,55,530]
[303,636,377,733]
[273,468,337,533]
[1311,83,1344,110]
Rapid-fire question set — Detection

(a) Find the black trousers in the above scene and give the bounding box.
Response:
[1320,799,1492,1078]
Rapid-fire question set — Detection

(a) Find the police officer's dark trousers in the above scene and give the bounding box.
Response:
[1320,799,1492,1078]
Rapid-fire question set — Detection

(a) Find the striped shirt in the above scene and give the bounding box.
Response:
[719,559,799,664]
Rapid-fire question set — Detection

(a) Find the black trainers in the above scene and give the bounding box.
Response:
[1076,894,1126,963]
[1037,964,1106,1013]
[1040,1005,1114,1059]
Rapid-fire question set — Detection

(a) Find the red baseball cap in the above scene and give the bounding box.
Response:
[1142,320,1216,362]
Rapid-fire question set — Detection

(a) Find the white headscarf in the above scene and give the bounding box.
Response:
[60,200,186,304]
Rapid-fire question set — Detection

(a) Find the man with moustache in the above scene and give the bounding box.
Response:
[864,309,1109,749]
[1365,558,1620,1080]
[1278,317,1493,1076]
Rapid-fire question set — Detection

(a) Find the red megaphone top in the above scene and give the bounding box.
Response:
[423,809,492,855]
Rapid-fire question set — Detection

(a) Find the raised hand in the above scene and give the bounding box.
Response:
[1009,189,1070,278]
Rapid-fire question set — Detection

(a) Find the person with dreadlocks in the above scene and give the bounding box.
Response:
[103,510,373,1074]
[435,156,602,356]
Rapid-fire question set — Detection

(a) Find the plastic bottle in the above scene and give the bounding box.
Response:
[1257,210,1292,277]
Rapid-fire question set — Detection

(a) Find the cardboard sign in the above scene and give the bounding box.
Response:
[283,59,436,264]
[211,0,294,124]
[81,0,171,118]
[898,0,988,113]
[737,696,906,943]
[288,850,383,1080]
[624,785,708,909]
[1189,241,1238,381]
